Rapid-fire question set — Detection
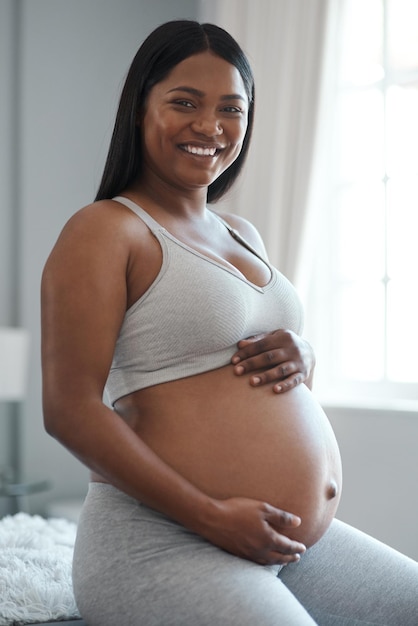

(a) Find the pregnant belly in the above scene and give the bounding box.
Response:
[117,371,343,547]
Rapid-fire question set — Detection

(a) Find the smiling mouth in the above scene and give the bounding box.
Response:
[179,144,221,157]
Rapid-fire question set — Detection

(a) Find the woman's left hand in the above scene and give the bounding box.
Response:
[231,329,315,393]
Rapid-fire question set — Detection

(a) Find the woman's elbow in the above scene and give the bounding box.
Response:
[42,392,76,442]
[43,402,65,439]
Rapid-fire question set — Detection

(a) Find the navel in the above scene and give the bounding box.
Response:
[326,479,339,500]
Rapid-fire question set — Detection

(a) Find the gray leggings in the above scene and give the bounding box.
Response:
[72,483,418,625]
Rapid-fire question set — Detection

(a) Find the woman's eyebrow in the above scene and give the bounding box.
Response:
[167,86,246,101]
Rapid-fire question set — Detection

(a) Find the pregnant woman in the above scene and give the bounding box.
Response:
[41,20,418,625]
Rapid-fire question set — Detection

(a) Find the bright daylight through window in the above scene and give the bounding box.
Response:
[315,0,418,404]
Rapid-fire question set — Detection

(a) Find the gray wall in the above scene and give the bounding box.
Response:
[0,2,19,497]
[327,406,418,560]
[0,0,198,515]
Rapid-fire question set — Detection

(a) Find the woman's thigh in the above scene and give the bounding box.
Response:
[73,483,317,626]
[280,518,418,626]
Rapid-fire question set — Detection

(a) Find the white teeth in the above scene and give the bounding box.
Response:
[182,145,217,156]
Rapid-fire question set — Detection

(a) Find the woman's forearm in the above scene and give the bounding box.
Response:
[44,398,214,532]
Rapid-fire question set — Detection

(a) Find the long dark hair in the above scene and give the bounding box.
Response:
[95,20,255,203]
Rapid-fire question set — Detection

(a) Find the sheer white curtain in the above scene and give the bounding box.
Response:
[199,0,339,289]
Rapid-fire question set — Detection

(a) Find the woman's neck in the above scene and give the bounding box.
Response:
[127,176,208,220]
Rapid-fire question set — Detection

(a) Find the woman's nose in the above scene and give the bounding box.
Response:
[191,113,223,136]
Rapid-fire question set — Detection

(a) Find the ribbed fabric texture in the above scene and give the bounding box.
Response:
[105,197,303,405]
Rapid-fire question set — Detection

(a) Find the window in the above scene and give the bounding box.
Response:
[310,0,418,405]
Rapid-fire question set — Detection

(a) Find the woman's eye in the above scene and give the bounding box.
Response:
[222,106,242,114]
[174,100,194,108]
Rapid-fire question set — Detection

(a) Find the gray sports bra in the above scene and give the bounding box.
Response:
[105,196,304,405]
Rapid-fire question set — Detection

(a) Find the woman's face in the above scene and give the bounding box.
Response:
[140,51,249,195]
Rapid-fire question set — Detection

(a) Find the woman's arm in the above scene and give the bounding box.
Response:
[41,202,306,566]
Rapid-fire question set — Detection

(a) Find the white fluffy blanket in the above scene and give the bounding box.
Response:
[0,513,80,625]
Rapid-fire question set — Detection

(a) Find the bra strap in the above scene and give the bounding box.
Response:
[213,212,268,265]
[113,196,164,233]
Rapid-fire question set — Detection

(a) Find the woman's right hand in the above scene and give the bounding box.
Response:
[200,497,306,566]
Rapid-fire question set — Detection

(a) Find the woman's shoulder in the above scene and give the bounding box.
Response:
[44,199,153,276]
[64,198,143,229]
[213,210,268,257]
[55,198,151,246]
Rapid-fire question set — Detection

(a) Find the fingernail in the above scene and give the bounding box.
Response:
[252,376,261,385]
[235,365,244,375]
[231,356,240,364]
[273,385,282,393]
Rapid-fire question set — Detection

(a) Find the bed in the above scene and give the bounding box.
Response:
[0,513,86,625]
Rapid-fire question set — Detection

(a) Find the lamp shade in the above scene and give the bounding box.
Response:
[0,327,30,400]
